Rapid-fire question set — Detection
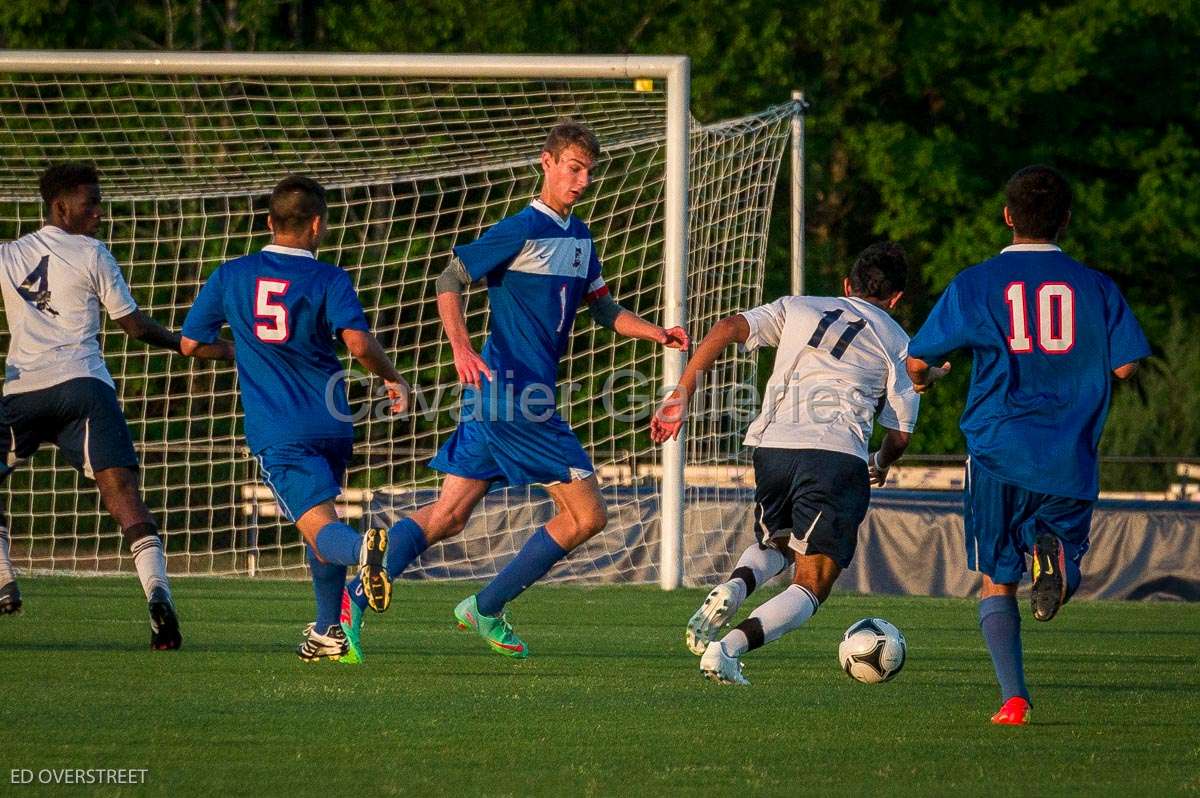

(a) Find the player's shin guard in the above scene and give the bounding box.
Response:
[126,523,171,602]
[475,527,566,617]
[306,545,347,632]
[313,522,364,566]
[721,584,819,657]
[979,595,1030,703]
[728,542,790,600]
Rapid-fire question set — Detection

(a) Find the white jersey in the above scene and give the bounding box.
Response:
[0,225,138,395]
[740,295,920,461]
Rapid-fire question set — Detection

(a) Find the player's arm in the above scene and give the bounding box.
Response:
[868,427,910,486]
[1113,362,1139,380]
[589,293,689,350]
[650,313,748,443]
[905,356,951,394]
[118,310,234,360]
[339,329,409,415]
[436,256,492,388]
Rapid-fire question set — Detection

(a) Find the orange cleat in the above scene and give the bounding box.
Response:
[990,696,1031,725]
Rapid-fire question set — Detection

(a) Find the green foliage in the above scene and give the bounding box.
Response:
[0,0,1193,458]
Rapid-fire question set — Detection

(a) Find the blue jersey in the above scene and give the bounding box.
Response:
[453,200,607,401]
[182,245,370,454]
[909,244,1149,500]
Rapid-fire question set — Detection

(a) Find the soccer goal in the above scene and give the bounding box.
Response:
[0,51,800,588]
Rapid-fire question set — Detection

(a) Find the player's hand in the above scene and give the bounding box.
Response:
[913,361,951,394]
[451,343,492,389]
[657,326,690,350]
[384,377,410,415]
[650,388,689,443]
[867,451,890,487]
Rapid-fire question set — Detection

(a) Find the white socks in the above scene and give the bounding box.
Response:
[721,584,820,657]
[0,524,14,586]
[729,542,790,596]
[130,535,171,601]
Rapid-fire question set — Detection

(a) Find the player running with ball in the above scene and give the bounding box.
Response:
[652,243,919,685]
[339,120,689,662]
[906,165,1149,725]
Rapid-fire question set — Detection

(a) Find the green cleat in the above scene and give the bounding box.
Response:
[453,595,528,659]
[336,585,365,665]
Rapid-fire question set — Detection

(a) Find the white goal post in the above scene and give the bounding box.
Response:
[0,51,798,589]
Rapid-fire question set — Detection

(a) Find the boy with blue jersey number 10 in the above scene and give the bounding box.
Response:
[339,120,689,663]
[906,165,1150,725]
[181,176,410,662]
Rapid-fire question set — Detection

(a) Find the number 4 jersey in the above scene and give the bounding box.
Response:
[181,244,370,453]
[0,225,138,395]
[739,294,920,462]
[908,244,1150,500]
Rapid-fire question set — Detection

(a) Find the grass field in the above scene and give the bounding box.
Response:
[2,577,1198,797]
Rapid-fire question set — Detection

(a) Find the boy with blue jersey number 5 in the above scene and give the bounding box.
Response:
[907,165,1149,724]
[340,120,689,662]
[181,176,409,662]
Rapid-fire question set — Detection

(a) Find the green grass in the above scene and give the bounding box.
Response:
[2,578,1199,797]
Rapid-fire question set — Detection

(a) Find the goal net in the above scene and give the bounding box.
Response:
[0,57,797,585]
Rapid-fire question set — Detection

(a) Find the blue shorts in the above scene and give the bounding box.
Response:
[255,438,354,522]
[0,377,138,480]
[964,458,1094,584]
[430,409,593,489]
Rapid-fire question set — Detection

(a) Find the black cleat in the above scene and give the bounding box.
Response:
[296,623,349,662]
[358,527,391,613]
[0,581,21,615]
[1031,533,1067,622]
[148,588,182,650]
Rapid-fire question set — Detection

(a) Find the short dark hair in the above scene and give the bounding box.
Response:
[1005,165,1072,240]
[269,175,327,233]
[39,163,99,205]
[543,119,600,161]
[848,242,908,299]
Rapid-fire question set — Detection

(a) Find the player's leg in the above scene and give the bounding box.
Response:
[339,474,490,663]
[965,459,1032,724]
[0,511,21,615]
[455,474,605,658]
[0,394,53,615]
[1027,496,1094,622]
[687,448,795,654]
[702,552,835,686]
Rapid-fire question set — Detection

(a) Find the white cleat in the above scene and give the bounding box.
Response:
[686,581,743,655]
[700,641,750,685]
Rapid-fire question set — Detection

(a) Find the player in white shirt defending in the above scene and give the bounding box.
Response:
[0,164,234,649]
[651,243,920,684]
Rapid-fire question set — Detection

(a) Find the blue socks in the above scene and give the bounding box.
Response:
[307,545,346,631]
[979,595,1030,703]
[313,522,362,566]
[476,527,567,617]
[347,518,430,612]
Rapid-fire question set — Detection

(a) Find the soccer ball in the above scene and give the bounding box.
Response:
[838,617,906,684]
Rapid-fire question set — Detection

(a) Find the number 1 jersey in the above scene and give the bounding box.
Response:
[182,245,370,454]
[908,244,1150,500]
[0,225,138,396]
[739,295,920,461]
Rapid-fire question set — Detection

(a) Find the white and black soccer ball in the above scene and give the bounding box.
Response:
[838,617,906,684]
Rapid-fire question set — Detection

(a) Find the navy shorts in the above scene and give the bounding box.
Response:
[430,404,594,488]
[0,377,139,480]
[255,438,354,523]
[964,458,1094,584]
[752,447,871,569]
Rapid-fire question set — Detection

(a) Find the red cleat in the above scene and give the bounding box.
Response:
[990,696,1031,725]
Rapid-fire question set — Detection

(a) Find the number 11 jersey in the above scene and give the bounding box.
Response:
[739,294,920,462]
[0,225,138,396]
[182,244,370,454]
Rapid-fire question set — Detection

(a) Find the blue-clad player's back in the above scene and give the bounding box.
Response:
[909,244,1149,500]
[182,244,370,453]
